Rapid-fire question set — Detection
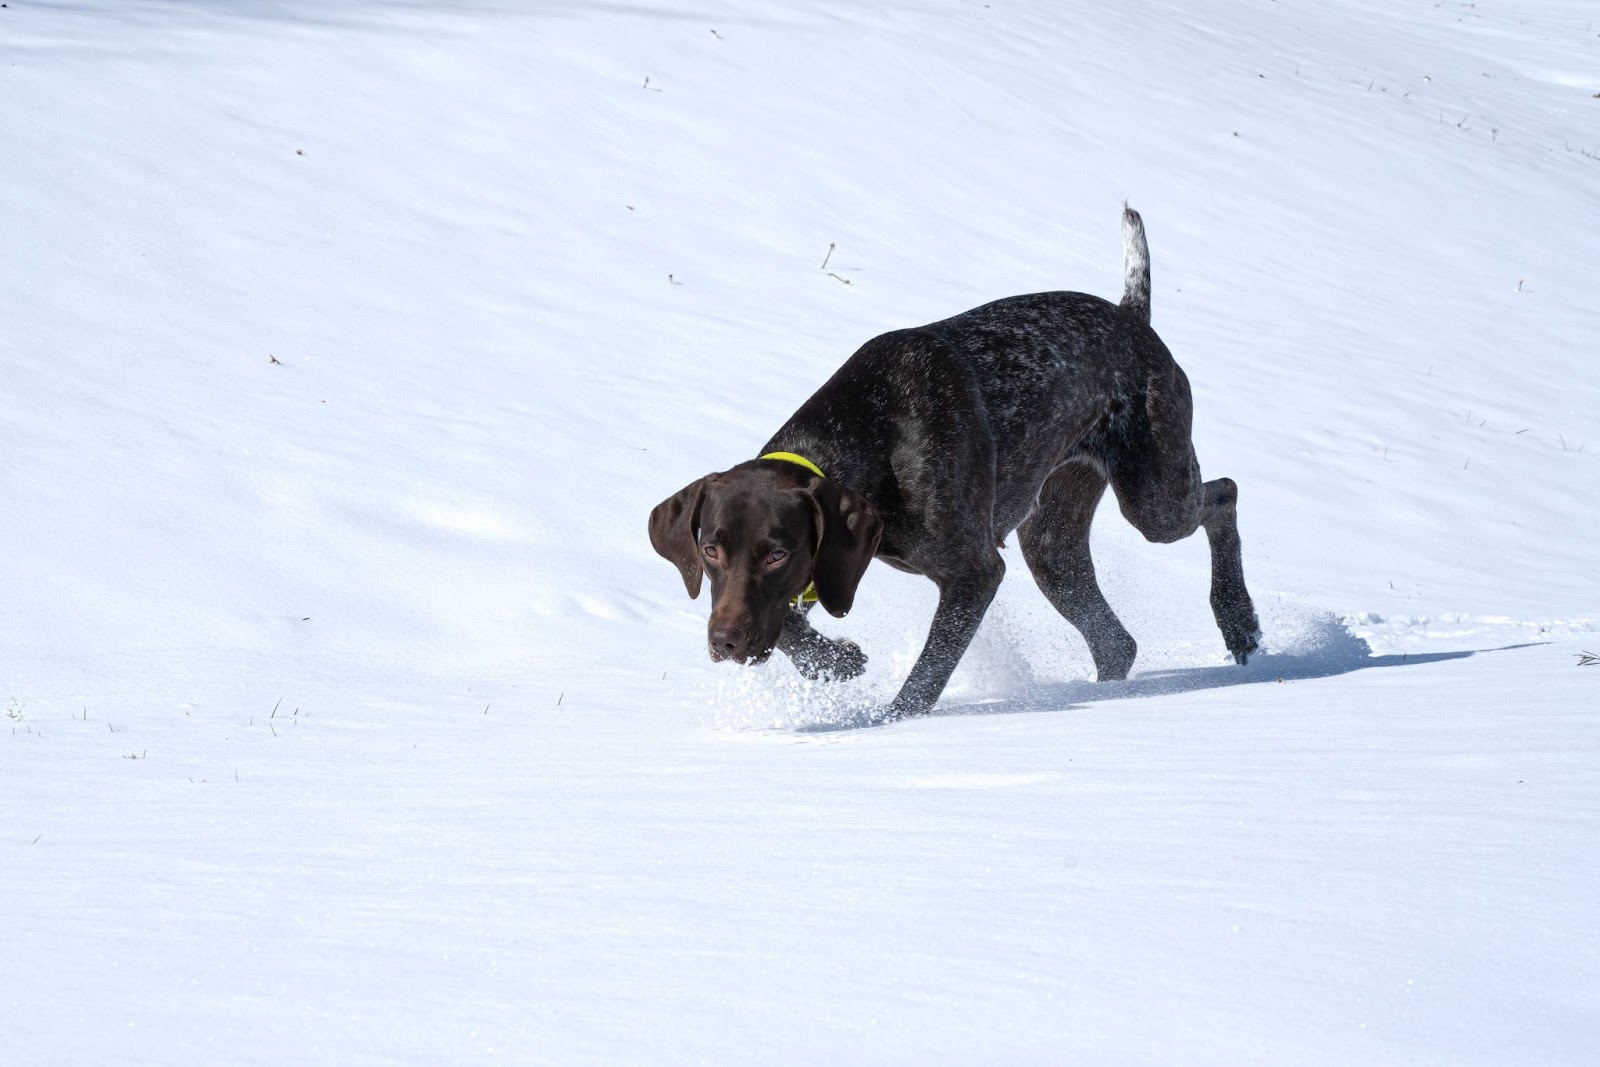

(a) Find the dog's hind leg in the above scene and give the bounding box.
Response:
[1197,477,1260,664]
[1018,461,1139,680]
[1108,364,1261,665]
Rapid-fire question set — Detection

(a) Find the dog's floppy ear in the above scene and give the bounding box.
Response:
[807,478,883,618]
[649,476,712,599]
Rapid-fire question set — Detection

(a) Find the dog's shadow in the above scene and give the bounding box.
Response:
[796,624,1544,732]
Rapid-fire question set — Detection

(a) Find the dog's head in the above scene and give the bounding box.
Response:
[648,463,882,665]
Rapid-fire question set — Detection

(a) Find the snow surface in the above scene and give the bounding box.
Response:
[4,0,1598,1061]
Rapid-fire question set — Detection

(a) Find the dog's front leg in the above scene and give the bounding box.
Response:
[776,605,868,681]
[885,556,1005,718]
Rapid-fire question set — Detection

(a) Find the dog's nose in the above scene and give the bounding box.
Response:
[709,623,749,658]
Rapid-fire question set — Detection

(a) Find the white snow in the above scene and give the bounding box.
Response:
[4,0,1598,1061]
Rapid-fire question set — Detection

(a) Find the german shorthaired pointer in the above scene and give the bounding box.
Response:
[650,207,1260,718]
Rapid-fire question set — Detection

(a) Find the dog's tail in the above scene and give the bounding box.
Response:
[1119,203,1151,326]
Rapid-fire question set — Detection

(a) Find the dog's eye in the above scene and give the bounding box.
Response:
[766,549,787,565]
[702,544,720,562]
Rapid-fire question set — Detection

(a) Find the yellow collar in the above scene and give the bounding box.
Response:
[759,451,824,605]
[759,450,825,479]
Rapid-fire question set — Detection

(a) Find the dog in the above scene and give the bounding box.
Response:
[650,206,1260,718]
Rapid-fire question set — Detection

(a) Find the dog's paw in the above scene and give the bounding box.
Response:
[883,685,938,721]
[1228,624,1262,666]
[792,637,868,682]
[1091,630,1138,681]
[825,639,868,681]
[880,700,925,722]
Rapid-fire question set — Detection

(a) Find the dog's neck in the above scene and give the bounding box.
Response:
[761,425,865,489]
[758,450,826,480]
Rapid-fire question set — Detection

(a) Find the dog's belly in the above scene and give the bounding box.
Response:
[988,408,1108,537]
[876,554,923,575]
[872,529,924,574]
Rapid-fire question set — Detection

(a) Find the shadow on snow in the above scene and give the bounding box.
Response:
[796,621,1546,732]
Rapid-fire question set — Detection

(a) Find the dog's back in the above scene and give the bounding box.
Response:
[891,207,1169,528]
